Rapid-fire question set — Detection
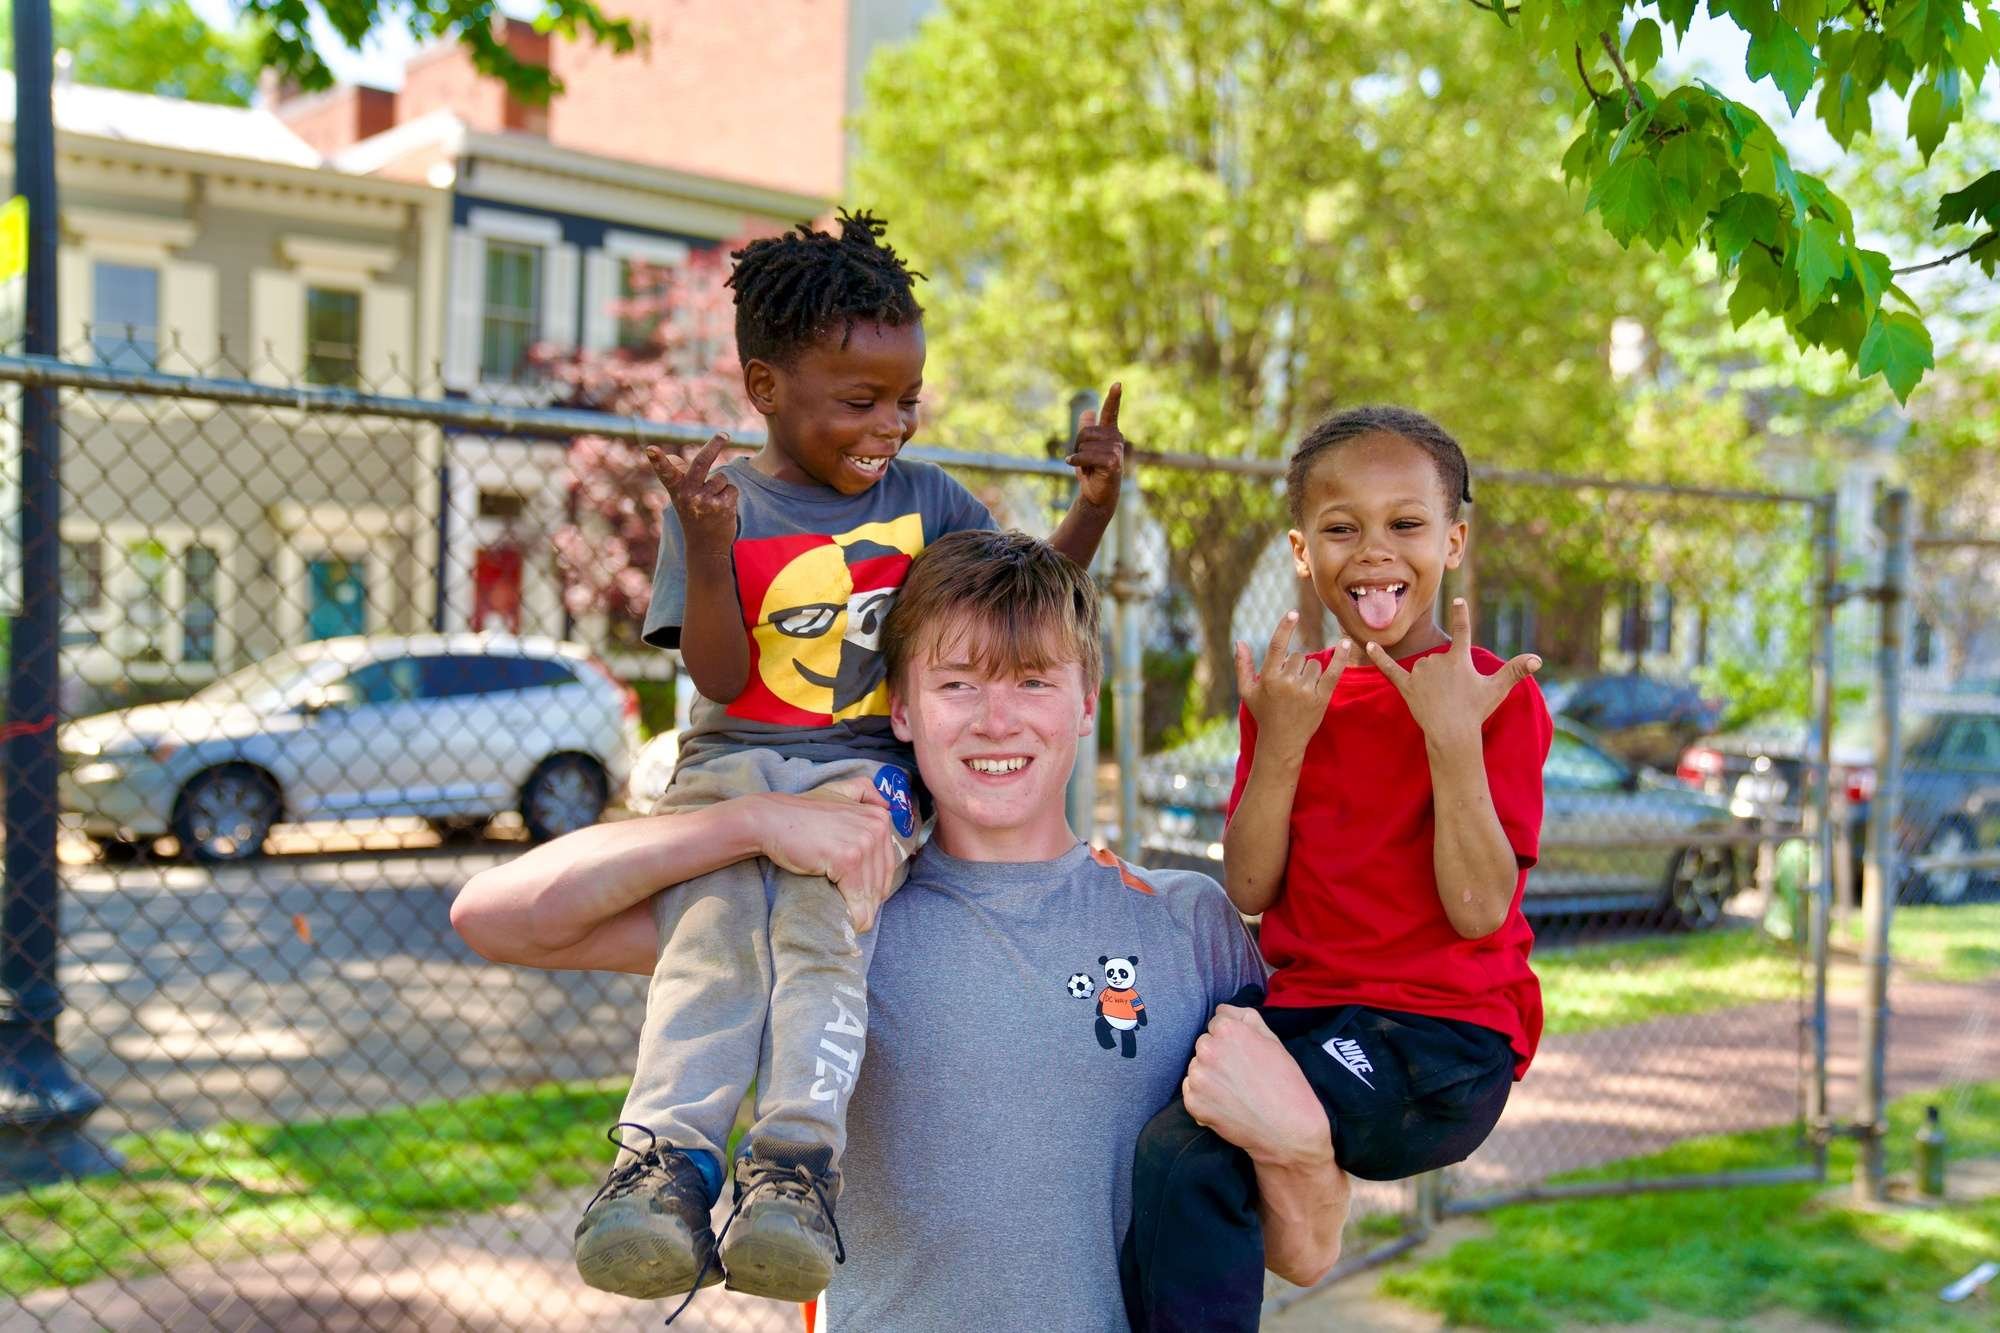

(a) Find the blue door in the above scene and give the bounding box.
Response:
[307,558,368,640]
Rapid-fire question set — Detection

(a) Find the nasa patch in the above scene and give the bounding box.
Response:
[873,764,916,838]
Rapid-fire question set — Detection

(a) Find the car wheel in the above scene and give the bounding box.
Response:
[1666,846,1735,930]
[521,755,607,842]
[172,764,279,864]
[1904,819,1976,906]
[425,816,487,844]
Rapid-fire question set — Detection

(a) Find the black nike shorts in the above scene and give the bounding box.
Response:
[1259,995,1516,1182]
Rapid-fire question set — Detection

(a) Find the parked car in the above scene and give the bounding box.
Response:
[1138,717,1749,928]
[1679,703,1999,904]
[59,634,639,862]
[1542,673,1723,772]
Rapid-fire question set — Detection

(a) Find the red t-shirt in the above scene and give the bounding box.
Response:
[1226,644,1553,1075]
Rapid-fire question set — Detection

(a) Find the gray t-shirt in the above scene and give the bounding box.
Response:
[644,457,996,768]
[825,841,1266,1332]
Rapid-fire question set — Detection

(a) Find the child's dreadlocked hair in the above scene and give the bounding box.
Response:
[725,209,925,367]
[1286,405,1474,525]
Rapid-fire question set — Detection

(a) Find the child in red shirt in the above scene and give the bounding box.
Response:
[1120,406,1552,1333]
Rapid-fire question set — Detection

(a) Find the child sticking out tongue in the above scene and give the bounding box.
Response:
[1355,585,1400,631]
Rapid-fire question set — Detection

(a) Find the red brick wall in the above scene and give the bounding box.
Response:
[547,0,848,199]
[275,84,398,157]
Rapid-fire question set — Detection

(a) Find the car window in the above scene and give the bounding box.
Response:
[418,653,579,699]
[341,657,421,706]
[1545,731,1630,792]
[1942,715,2000,772]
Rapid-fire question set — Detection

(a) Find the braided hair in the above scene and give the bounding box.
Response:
[1285,405,1473,525]
[725,209,925,367]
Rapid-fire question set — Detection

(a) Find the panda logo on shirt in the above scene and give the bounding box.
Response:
[1094,955,1145,1058]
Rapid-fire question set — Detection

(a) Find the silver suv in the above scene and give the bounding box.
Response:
[59,634,638,861]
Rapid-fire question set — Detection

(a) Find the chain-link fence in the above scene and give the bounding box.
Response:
[12,343,1971,1328]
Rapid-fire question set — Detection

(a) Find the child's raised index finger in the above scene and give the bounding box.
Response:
[1262,610,1300,676]
[682,431,730,487]
[1098,382,1122,432]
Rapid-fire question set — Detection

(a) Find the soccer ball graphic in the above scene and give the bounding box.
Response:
[1066,973,1096,999]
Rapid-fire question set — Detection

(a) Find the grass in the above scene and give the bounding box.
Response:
[1381,1080,2000,1330]
[1535,927,1804,1037]
[1843,903,2000,983]
[0,1078,659,1296]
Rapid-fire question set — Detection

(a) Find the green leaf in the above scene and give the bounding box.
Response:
[1795,170,1851,231]
[1933,170,2000,229]
[1857,311,1934,403]
[1714,0,1778,41]
[1560,128,1601,186]
[1910,81,1950,160]
[1745,23,1819,112]
[1851,247,1893,318]
[1625,18,1664,77]
[1728,246,1785,327]
[1769,152,1811,219]
[1796,217,1847,309]
[1817,71,1874,145]
[1711,191,1782,268]
[1586,155,1664,246]
[1608,106,1655,162]
[1795,289,1867,360]
[1659,0,1699,39]
[1656,132,1712,221]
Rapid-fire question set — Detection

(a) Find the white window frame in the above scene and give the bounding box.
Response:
[57,519,235,681]
[584,229,693,354]
[449,208,578,401]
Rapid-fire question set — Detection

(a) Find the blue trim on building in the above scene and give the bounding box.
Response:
[450,192,723,255]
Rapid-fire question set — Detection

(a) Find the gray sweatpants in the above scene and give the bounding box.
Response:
[617,747,918,1197]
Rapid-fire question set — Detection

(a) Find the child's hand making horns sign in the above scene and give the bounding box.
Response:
[1364,599,1540,749]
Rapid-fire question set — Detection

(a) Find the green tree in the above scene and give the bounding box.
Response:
[237,0,640,103]
[0,0,259,104]
[1469,0,2000,402]
[854,0,1670,716]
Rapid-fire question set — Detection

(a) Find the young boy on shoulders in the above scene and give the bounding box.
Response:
[574,211,1127,1310]
[1120,405,1552,1333]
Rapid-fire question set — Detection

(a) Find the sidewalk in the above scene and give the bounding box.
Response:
[10,971,1995,1332]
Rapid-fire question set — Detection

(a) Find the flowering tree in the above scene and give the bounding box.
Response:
[532,240,761,641]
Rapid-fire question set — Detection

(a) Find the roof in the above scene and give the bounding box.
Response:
[0,70,321,169]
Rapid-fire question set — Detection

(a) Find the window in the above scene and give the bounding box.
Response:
[182,545,219,664]
[1617,584,1645,654]
[1544,731,1630,792]
[481,240,542,381]
[1912,617,1935,669]
[90,262,158,370]
[1647,586,1675,655]
[476,490,527,520]
[1942,716,2000,773]
[61,538,102,612]
[616,256,664,352]
[342,656,421,706]
[122,537,169,663]
[1695,607,1711,667]
[305,287,362,387]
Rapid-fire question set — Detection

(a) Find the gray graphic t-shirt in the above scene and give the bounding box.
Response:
[643,458,995,767]
[824,841,1267,1332]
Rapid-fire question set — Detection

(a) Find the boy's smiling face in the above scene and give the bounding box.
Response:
[1290,432,1466,659]
[744,319,926,496]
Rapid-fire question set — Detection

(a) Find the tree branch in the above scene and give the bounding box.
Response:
[1599,31,1644,117]
[1893,231,1999,276]
[1574,44,1608,102]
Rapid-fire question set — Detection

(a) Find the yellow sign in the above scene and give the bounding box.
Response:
[0,196,26,282]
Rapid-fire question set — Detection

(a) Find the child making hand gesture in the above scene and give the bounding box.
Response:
[1120,407,1552,1333]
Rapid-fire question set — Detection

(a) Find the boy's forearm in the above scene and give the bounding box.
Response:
[1223,745,1306,916]
[1253,1126,1348,1287]
[1427,734,1518,938]
[680,546,750,703]
[1047,496,1115,567]
[453,803,763,972]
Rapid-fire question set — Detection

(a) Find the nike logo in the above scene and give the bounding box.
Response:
[1322,1035,1376,1090]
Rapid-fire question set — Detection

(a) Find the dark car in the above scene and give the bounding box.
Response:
[1139,716,1748,928]
[1542,673,1723,772]
[1679,704,1999,905]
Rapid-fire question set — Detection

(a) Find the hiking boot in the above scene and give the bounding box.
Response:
[573,1123,722,1300]
[716,1158,846,1302]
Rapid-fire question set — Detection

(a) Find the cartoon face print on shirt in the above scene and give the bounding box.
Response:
[728,512,926,726]
[1086,954,1145,1059]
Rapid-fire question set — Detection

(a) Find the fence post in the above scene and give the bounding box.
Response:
[1855,485,1909,1204]
[1805,493,1838,1170]
[1,0,117,1189]
[1110,455,1144,864]
[1065,388,1101,844]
